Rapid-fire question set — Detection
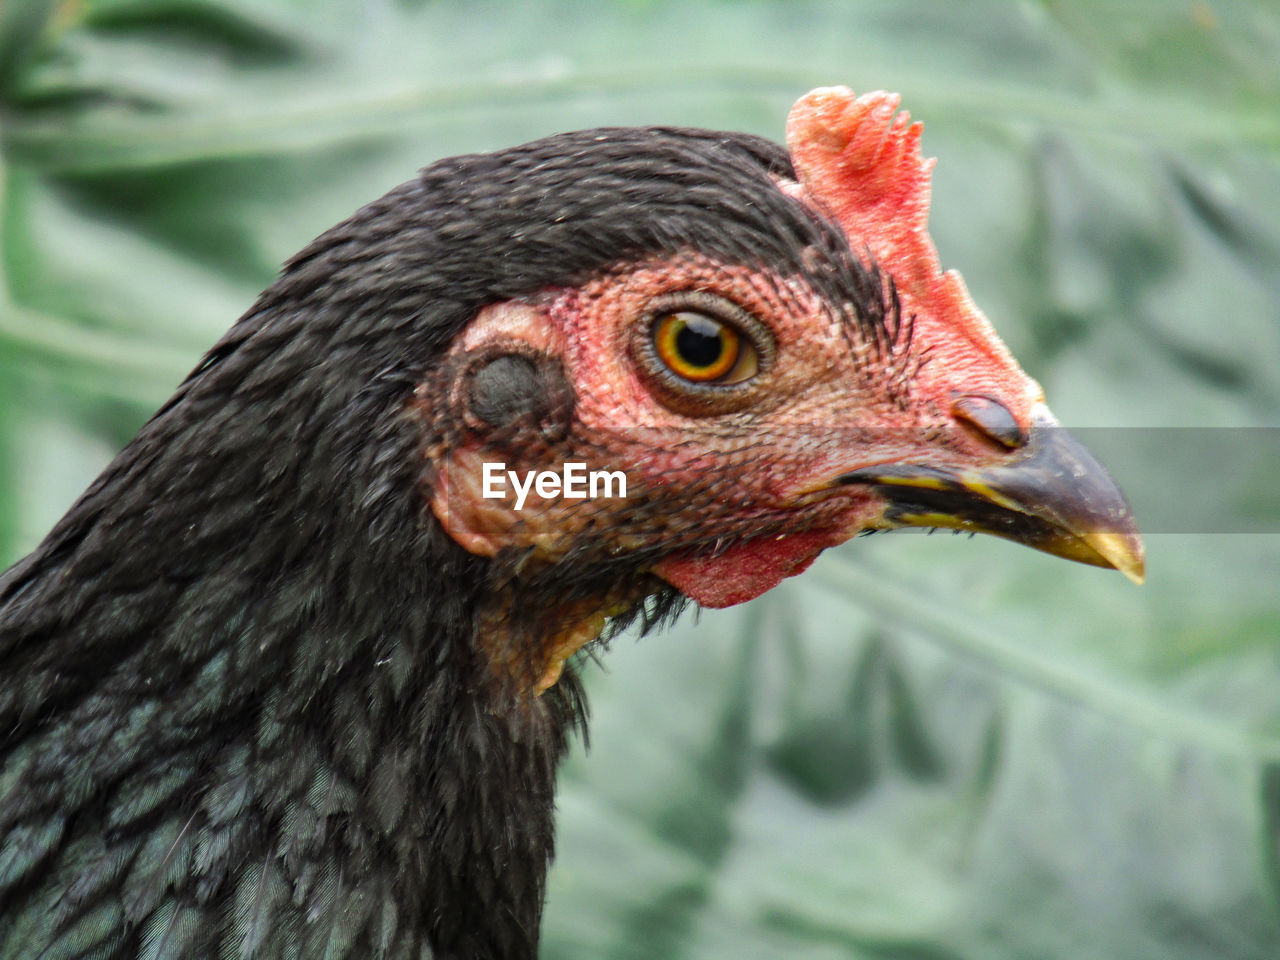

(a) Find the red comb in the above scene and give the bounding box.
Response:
[785,87,1040,410]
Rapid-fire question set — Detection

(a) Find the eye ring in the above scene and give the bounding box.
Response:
[632,292,774,415]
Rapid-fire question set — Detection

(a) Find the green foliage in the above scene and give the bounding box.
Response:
[2,1,1278,957]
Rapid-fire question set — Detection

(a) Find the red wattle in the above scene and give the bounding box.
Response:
[653,531,834,608]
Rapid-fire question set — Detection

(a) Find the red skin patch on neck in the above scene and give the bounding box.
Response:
[653,531,836,608]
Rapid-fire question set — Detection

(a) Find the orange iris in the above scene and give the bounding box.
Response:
[653,312,741,382]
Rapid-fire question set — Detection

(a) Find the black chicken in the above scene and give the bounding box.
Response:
[0,87,1142,959]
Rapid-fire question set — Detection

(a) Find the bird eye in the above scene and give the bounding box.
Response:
[652,312,758,384]
[631,292,773,415]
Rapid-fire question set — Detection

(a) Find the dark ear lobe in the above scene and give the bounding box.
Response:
[462,350,576,444]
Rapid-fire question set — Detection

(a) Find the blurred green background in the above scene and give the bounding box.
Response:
[2,1,1278,957]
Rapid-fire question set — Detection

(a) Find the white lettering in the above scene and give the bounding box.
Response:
[562,462,587,498]
[480,463,628,509]
[482,461,506,499]
[534,471,561,499]
[590,470,627,499]
[508,469,535,511]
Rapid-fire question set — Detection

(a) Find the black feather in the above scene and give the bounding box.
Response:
[0,125,883,959]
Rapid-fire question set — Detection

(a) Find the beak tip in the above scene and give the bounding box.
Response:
[1120,559,1146,586]
[1085,530,1145,585]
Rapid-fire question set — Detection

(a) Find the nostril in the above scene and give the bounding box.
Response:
[952,395,1025,449]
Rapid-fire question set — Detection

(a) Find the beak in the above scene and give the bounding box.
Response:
[838,408,1145,583]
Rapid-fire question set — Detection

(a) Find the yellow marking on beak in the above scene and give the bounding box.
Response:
[874,475,952,492]
[893,512,985,533]
[954,476,1022,513]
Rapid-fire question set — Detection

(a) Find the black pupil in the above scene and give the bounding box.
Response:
[675,315,725,368]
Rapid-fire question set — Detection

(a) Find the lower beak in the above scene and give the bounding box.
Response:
[837,409,1145,584]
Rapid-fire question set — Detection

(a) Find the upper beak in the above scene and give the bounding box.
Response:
[838,408,1146,583]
